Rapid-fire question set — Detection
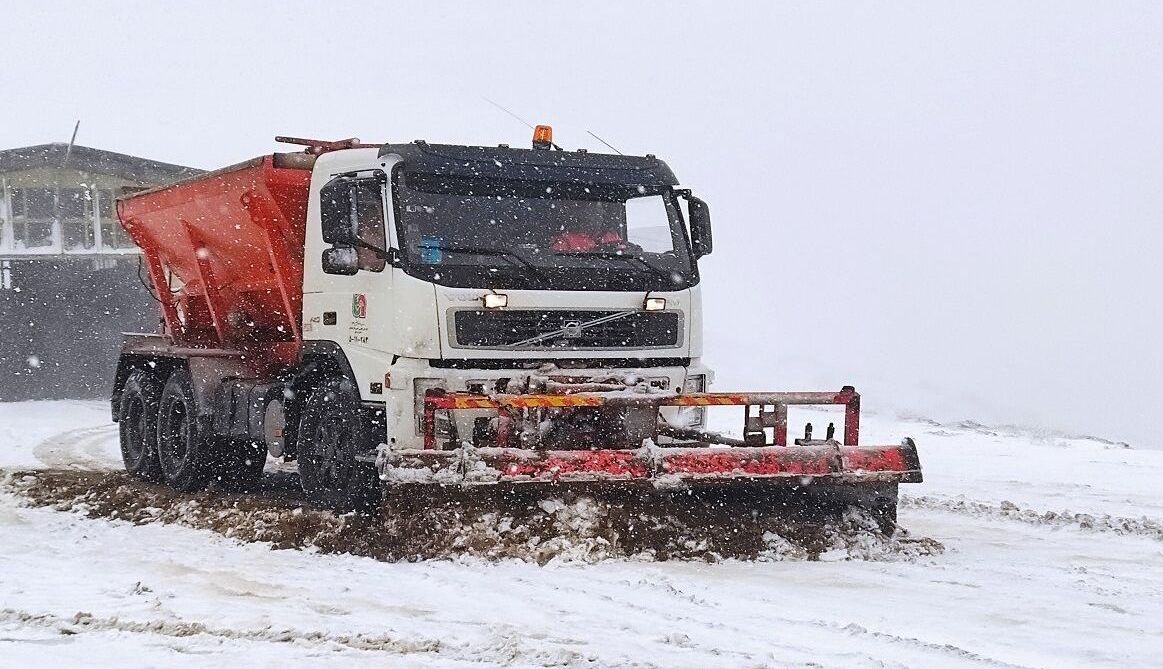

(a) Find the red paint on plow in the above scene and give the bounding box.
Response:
[501,450,650,481]
[387,442,922,486]
[843,447,907,474]
[657,444,921,482]
[660,448,835,478]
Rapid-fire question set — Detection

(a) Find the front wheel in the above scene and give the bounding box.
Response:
[297,377,380,511]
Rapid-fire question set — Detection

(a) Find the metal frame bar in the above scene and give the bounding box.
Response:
[182,220,227,343]
[422,386,864,450]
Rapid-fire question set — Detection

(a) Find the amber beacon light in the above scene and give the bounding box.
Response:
[532,125,553,150]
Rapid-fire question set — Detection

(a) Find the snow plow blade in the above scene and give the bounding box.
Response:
[377,386,922,489]
[378,440,921,487]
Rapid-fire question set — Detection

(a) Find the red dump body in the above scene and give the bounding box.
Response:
[117,154,314,372]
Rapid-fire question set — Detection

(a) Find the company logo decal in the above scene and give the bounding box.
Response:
[352,294,367,319]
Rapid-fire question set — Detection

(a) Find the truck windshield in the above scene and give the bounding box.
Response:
[393,171,697,291]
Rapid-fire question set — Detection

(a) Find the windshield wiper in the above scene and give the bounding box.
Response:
[423,244,551,281]
[554,251,677,285]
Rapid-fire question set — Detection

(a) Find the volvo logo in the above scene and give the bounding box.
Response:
[505,310,637,349]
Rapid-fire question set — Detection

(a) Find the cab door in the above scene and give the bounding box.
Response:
[302,169,393,394]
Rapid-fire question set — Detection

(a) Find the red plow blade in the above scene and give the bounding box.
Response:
[378,441,921,487]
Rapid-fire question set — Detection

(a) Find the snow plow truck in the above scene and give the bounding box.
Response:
[110,130,922,530]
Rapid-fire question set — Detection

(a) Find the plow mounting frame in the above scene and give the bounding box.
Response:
[377,386,922,488]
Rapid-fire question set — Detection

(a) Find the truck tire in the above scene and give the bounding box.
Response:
[297,377,380,511]
[156,367,215,492]
[118,370,163,481]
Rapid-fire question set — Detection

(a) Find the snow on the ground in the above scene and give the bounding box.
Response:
[1,400,1161,668]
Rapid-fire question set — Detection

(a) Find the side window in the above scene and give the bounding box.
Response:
[353,179,386,272]
[320,175,386,273]
[624,194,674,253]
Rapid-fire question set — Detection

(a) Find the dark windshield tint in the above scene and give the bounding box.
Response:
[393,171,696,291]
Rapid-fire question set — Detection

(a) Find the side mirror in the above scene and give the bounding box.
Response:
[687,195,712,258]
[320,178,357,246]
[322,246,359,275]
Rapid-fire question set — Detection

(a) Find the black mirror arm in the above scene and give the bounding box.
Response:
[350,238,400,266]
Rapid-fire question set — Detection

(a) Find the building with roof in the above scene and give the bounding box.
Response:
[0,143,200,258]
[0,143,201,400]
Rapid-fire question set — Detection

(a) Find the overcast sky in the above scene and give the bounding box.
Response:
[3,2,1160,447]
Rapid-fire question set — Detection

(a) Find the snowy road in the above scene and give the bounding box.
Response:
[1,400,1160,668]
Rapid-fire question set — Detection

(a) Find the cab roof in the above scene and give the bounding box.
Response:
[378,141,678,187]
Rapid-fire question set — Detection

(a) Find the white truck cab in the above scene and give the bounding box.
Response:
[300,141,714,451]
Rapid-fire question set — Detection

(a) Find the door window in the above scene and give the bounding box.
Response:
[625,193,676,253]
[320,175,387,273]
[353,179,386,272]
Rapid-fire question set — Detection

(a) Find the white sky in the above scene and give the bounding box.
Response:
[3,2,1160,447]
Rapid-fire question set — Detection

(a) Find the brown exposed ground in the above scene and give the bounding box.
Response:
[1,469,943,564]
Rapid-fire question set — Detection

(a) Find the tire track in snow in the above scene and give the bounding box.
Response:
[499,571,1030,669]
[803,619,1039,669]
[611,575,1037,669]
[0,607,629,668]
[31,425,120,471]
[902,495,1163,541]
[0,607,441,654]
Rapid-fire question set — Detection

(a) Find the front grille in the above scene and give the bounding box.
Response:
[452,309,682,349]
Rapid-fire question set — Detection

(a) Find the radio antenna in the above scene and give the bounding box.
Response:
[482,97,562,150]
[586,129,624,155]
[483,97,533,129]
[61,120,80,168]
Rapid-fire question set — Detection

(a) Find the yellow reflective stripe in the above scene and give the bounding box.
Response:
[671,394,750,406]
[444,393,756,410]
[505,396,605,408]
[448,397,500,409]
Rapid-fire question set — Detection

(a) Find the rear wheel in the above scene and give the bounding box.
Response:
[118,370,163,481]
[297,377,380,511]
[156,368,215,492]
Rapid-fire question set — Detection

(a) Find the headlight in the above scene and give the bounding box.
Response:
[679,374,708,429]
[482,292,508,309]
[683,374,706,394]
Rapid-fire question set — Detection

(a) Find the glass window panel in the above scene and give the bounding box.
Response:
[22,219,54,248]
[59,188,88,219]
[10,188,26,218]
[354,180,386,272]
[25,188,55,219]
[625,195,678,253]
